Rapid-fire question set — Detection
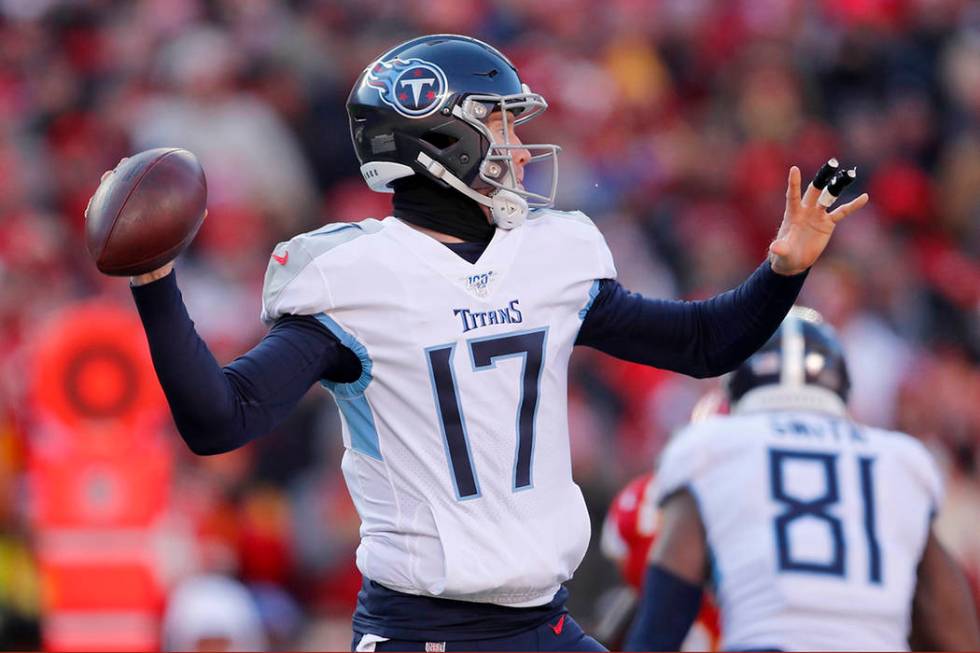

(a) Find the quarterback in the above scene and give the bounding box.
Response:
[118,35,867,651]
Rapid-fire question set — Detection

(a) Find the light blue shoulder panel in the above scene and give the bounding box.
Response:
[263,219,385,313]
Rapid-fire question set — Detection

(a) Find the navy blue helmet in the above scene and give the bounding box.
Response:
[726,307,851,408]
[347,34,558,228]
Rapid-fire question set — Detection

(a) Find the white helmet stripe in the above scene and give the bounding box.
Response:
[781,312,805,387]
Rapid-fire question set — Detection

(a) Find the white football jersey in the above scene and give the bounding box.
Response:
[656,405,943,651]
[261,212,616,606]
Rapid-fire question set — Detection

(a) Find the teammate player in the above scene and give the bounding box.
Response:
[114,35,868,651]
[625,308,980,651]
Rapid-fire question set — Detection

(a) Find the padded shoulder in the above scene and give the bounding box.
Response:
[653,419,723,504]
[527,208,617,280]
[261,219,385,324]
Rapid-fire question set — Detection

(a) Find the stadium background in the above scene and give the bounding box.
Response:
[0,0,977,649]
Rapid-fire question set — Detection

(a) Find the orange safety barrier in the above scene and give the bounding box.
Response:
[27,301,174,652]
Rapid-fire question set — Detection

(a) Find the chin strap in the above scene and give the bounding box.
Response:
[416,152,527,229]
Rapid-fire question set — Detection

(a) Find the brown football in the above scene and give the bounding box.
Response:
[85,147,207,276]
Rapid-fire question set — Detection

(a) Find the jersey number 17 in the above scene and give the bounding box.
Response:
[425,329,547,501]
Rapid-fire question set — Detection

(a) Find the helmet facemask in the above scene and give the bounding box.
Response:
[455,85,560,212]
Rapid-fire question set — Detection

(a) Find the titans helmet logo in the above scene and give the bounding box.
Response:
[366,57,448,119]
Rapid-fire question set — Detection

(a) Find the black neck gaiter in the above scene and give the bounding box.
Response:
[392,176,495,243]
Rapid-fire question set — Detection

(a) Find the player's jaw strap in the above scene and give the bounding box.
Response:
[417,151,493,209]
[416,152,528,229]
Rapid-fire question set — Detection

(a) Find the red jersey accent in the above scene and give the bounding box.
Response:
[549,614,566,635]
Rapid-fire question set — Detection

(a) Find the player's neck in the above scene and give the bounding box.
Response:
[391,175,495,243]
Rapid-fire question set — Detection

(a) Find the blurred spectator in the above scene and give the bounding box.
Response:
[0,0,977,645]
[131,27,317,237]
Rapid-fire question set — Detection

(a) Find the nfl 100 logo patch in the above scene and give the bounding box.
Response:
[366,57,449,119]
[462,270,497,298]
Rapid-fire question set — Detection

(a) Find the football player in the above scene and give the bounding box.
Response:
[625,307,980,651]
[119,35,868,651]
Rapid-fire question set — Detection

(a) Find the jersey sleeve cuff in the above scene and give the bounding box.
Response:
[130,266,180,308]
[760,258,809,287]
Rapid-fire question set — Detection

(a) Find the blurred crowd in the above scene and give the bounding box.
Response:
[0,0,978,649]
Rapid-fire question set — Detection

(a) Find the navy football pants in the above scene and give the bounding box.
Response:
[352,613,607,652]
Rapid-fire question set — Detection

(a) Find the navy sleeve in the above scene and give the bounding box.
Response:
[576,260,807,378]
[624,564,703,651]
[131,270,361,455]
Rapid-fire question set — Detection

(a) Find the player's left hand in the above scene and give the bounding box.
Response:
[768,166,869,276]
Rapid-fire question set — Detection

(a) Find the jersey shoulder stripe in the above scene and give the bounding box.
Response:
[273,218,384,277]
[261,218,385,323]
[305,218,386,250]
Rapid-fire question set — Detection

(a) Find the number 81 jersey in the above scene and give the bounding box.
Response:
[655,409,943,651]
[261,212,616,607]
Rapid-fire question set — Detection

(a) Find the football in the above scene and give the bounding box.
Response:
[85,147,207,276]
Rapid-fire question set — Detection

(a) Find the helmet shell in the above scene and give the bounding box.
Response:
[727,309,851,403]
[348,34,525,188]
